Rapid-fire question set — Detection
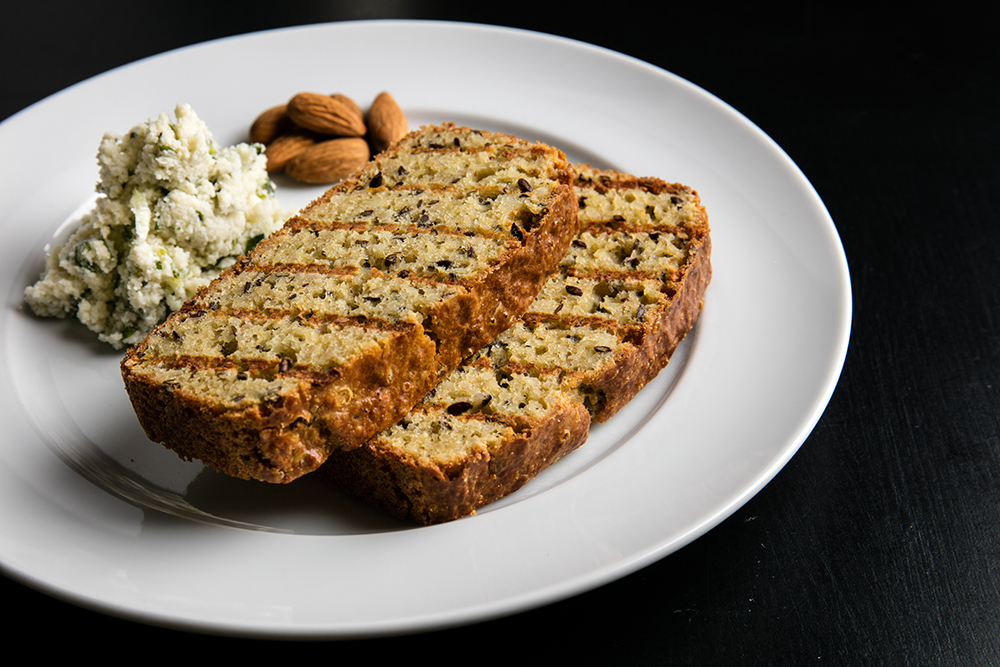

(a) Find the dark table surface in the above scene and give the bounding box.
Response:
[4,2,998,663]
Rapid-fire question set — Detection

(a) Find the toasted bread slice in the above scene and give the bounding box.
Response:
[121,124,578,483]
[321,165,711,523]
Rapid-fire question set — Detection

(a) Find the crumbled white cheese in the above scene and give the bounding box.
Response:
[24,103,288,348]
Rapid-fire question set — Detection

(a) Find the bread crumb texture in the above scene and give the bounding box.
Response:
[24,104,287,348]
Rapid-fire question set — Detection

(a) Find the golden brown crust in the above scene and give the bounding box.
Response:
[321,401,591,524]
[122,321,438,482]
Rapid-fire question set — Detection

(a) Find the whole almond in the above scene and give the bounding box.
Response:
[367,92,408,153]
[286,92,366,137]
[249,104,293,145]
[284,137,370,184]
[265,133,317,172]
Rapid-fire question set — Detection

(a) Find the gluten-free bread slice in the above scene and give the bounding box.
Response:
[320,164,711,523]
[121,123,578,483]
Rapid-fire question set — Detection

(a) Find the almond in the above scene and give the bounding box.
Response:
[284,137,370,184]
[249,104,293,145]
[265,133,316,172]
[286,92,366,137]
[367,92,408,153]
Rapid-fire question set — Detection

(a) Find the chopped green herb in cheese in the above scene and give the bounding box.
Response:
[24,103,288,348]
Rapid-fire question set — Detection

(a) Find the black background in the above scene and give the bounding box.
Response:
[3,2,999,663]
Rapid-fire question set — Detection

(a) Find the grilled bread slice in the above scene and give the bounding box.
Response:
[320,165,711,523]
[120,124,578,484]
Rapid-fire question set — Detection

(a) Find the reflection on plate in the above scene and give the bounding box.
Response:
[0,20,850,638]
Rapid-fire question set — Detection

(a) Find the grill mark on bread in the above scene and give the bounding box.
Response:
[251,227,509,281]
[281,219,512,243]
[144,354,348,380]
[183,270,469,332]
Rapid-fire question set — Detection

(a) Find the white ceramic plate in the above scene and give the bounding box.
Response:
[0,20,850,638]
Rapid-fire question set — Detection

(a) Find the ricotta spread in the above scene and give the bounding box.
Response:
[24,103,288,348]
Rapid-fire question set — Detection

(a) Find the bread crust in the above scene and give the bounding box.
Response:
[123,316,439,482]
[321,400,591,524]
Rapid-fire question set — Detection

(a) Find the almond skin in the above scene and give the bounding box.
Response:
[284,137,370,184]
[265,133,316,172]
[330,94,363,122]
[286,92,366,137]
[250,104,293,145]
[367,92,408,153]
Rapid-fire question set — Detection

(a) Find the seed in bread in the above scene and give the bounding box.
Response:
[121,123,578,484]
